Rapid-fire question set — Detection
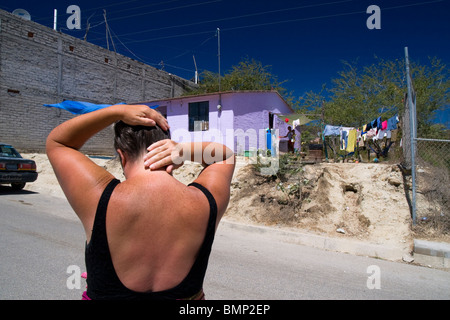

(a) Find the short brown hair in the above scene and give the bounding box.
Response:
[113,121,170,162]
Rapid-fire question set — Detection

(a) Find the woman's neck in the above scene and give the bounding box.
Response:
[123,161,170,180]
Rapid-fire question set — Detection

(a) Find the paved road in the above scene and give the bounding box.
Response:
[1,187,449,300]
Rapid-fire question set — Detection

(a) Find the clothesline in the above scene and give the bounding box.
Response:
[323,114,399,137]
[322,114,400,154]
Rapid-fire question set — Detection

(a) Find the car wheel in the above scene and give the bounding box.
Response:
[11,183,26,190]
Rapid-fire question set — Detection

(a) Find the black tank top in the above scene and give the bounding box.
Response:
[85,179,217,300]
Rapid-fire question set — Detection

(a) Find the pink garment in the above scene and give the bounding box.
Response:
[82,291,91,300]
[381,120,387,130]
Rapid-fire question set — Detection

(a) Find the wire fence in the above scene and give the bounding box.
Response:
[414,138,450,233]
[402,47,449,234]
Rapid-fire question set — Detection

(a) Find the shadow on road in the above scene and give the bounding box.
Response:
[0,185,39,195]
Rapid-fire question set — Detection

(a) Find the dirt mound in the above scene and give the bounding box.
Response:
[225,161,414,252]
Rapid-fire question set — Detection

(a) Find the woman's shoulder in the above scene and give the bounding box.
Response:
[107,176,210,241]
[110,175,205,218]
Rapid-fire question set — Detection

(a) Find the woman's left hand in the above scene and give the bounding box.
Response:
[144,139,183,173]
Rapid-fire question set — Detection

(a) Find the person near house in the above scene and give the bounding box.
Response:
[46,104,235,300]
[282,126,295,153]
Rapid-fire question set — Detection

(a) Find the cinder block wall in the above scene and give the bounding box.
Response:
[0,9,195,155]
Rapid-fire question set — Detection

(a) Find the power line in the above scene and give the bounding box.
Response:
[102,21,198,73]
[84,0,186,17]
[85,0,165,13]
[105,0,222,23]
[90,0,354,41]
[117,0,444,44]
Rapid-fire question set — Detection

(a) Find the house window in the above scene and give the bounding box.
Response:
[189,101,209,131]
[157,106,167,119]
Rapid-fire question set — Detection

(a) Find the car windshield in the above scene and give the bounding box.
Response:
[0,145,22,158]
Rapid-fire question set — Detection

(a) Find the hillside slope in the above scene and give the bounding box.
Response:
[225,161,414,254]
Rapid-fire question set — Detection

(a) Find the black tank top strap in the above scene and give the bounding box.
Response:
[188,182,217,226]
[187,181,218,262]
[85,178,123,299]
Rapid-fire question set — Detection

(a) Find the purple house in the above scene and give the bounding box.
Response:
[138,90,300,154]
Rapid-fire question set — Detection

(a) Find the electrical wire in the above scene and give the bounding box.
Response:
[116,0,444,44]
[85,0,186,17]
[105,0,222,23]
[89,0,354,41]
[83,0,445,75]
[106,23,198,73]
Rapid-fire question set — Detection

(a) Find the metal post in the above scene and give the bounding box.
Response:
[405,47,417,225]
[217,28,222,113]
[103,10,109,50]
[217,28,221,92]
[53,9,57,31]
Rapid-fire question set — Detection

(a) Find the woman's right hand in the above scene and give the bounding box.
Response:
[144,139,184,173]
[119,104,169,131]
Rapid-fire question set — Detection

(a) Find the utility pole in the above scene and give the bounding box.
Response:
[217,28,221,92]
[103,10,109,50]
[216,28,222,111]
[193,55,198,84]
[53,9,57,31]
[405,46,417,225]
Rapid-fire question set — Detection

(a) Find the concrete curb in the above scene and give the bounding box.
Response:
[220,220,410,262]
[413,239,450,270]
[221,220,450,270]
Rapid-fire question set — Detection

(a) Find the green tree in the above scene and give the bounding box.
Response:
[409,57,449,138]
[301,56,449,136]
[185,57,297,107]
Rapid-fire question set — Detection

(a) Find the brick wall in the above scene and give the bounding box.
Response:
[0,9,195,155]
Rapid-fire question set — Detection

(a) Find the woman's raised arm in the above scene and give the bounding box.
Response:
[46,104,168,235]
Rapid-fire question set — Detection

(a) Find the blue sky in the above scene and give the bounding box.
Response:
[2,0,449,123]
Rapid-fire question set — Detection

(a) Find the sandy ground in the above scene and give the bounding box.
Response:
[19,153,444,261]
[226,160,414,254]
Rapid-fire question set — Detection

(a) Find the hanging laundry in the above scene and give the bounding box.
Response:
[366,119,376,130]
[359,133,366,146]
[346,129,357,152]
[376,116,382,131]
[356,129,364,147]
[374,128,392,140]
[339,127,353,150]
[375,128,386,140]
[366,128,377,138]
[381,120,387,130]
[340,130,347,150]
[323,125,341,136]
[362,124,367,133]
[387,115,399,130]
[361,124,368,141]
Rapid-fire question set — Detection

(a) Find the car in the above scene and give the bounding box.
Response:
[0,143,38,190]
